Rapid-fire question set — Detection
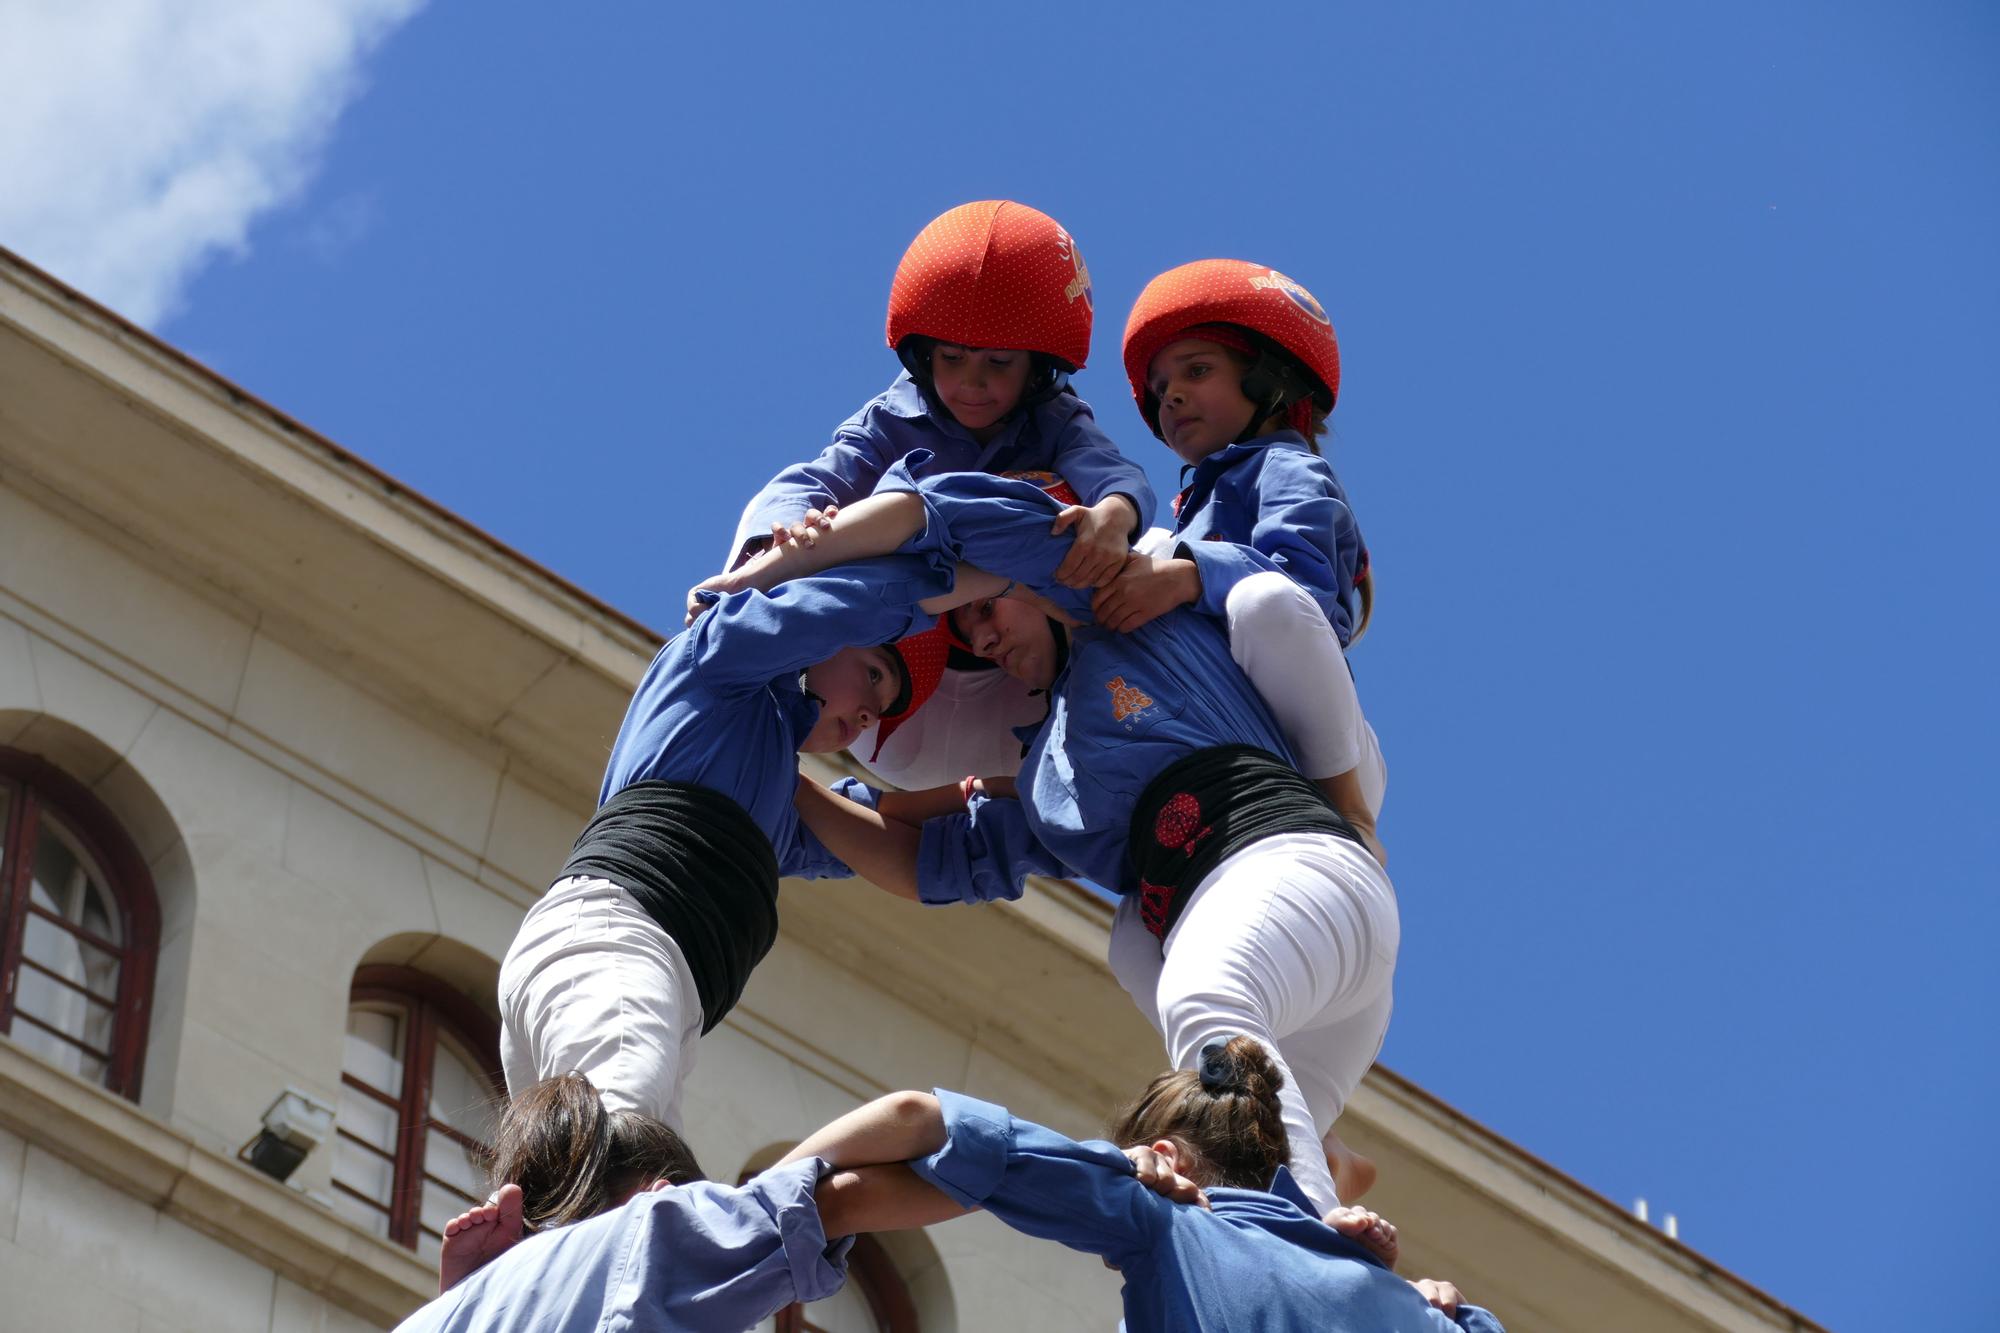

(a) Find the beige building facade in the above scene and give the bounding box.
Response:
[0,249,1824,1332]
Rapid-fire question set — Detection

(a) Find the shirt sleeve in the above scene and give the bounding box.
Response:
[729,420,900,564]
[875,459,1099,621]
[915,795,1069,905]
[687,556,950,694]
[1451,1306,1509,1333]
[641,1158,855,1321]
[909,1090,1162,1266]
[777,816,854,881]
[1046,401,1158,531]
[1178,451,1363,640]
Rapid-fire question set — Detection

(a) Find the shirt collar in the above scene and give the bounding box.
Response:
[1191,429,1311,476]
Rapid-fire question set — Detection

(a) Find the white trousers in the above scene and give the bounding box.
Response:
[1223,570,1387,816]
[1106,831,1399,1215]
[498,875,703,1129]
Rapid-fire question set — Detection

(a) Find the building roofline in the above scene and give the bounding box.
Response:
[0,245,669,652]
[1368,1064,1826,1330]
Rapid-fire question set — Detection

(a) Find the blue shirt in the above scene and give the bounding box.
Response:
[729,372,1157,563]
[603,558,947,878]
[1172,432,1368,645]
[911,1090,1506,1333]
[872,466,1296,900]
[392,1157,853,1333]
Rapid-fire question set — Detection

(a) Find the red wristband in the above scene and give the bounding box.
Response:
[959,775,978,807]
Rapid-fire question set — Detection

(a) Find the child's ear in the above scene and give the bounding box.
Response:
[1150,1138,1182,1172]
[644,1178,676,1194]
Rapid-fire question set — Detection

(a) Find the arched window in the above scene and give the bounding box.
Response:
[330,964,503,1265]
[0,748,159,1100]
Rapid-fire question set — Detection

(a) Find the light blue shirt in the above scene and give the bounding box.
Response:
[870,465,1297,900]
[730,372,1157,563]
[911,1091,1507,1333]
[393,1157,853,1333]
[1171,431,1368,645]
[603,557,947,878]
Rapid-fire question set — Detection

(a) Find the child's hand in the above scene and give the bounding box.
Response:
[685,570,741,626]
[1050,497,1137,589]
[1121,1145,1209,1209]
[772,505,838,550]
[1090,555,1201,634]
[1323,1204,1398,1270]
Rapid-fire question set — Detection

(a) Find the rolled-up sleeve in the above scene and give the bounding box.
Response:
[876,460,1098,621]
[690,557,949,693]
[909,1090,1158,1265]
[642,1158,854,1323]
[915,795,1067,906]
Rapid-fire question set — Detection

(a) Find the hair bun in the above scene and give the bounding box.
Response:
[1198,1039,1239,1093]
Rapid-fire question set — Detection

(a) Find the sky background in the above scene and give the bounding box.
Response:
[7,3,1997,1328]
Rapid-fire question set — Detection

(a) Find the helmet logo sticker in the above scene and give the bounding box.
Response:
[1249,268,1330,325]
[1058,228,1094,309]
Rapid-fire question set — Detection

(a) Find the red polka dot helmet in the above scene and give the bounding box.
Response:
[1122,259,1340,440]
[886,201,1095,375]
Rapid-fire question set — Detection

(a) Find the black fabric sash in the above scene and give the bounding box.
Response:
[559,780,779,1034]
[1127,745,1359,944]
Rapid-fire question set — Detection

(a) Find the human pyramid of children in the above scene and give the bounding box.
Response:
[398,202,1504,1332]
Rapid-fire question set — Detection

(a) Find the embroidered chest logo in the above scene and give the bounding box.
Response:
[1107,675,1155,723]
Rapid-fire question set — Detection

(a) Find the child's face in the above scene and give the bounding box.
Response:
[930,344,1033,442]
[952,597,1060,689]
[799,645,905,753]
[1148,337,1260,465]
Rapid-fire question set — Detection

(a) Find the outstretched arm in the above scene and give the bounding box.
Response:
[779,1091,963,1237]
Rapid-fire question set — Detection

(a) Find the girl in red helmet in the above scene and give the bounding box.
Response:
[717,201,1157,791]
[1095,260,1386,857]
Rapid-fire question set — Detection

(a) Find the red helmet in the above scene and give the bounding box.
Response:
[870,619,954,760]
[1122,259,1340,439]
[886,201,1094,372]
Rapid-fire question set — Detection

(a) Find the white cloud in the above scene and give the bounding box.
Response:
[0,0,426,327]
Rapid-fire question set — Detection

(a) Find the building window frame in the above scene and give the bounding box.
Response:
[0,747,160,1100]
[333,963,504,1253]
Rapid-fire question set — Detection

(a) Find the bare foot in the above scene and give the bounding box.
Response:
[1324,1130,1378,1203]
[438,1182,525,1294]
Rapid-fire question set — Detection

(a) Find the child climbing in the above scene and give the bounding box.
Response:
[720,200,1157,788]
[498,559,954,1140]
[1102,258,1387,861]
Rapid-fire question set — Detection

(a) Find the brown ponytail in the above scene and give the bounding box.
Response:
[487,1073,705,1232]
[1107,1036,1290,1191]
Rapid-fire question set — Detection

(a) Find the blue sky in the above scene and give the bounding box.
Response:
[11,3,1996,1328]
